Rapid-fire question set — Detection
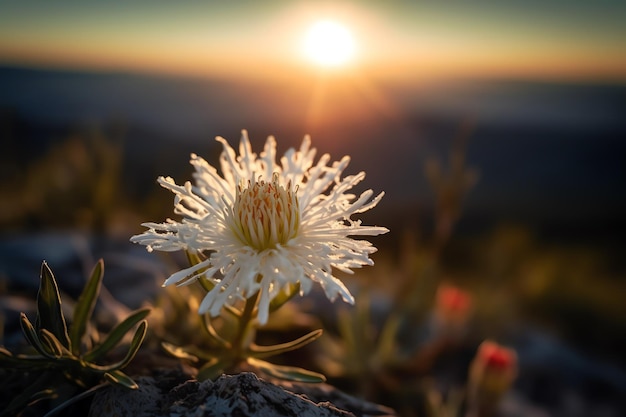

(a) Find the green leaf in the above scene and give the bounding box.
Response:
[185,250,215,292]
[0,346,13,359]
[70,259,104,356]
[249,329,323,359]
[20,313,57,359]
[375,312,402,362]
[337,308,357,353]
[185,251,240,319]
[36,261,70,349]
[223,304,242,319]
[42,382,108,417]
[247,357,326,383]
[83,320,147,372]
[28,388,58,403]
[163,342,226,363]
[83,308,150,362]
[161,342,200,363]
[1,373,57,417]
[202,315,232,349]
[39,329,71,358]
[0,345,56,369]
[0,386,58,417]
[197,357,226,381]
[268,282,300,312]
[104,370,138,390]
[185,249,205,267]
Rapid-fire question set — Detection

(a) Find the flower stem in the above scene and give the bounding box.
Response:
[232,291,260,358]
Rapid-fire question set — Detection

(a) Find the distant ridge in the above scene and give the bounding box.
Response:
[1,64,625,243]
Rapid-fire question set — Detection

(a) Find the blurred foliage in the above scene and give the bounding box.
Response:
[0,131,122,233]
[0,126,175,238]
[0,260,149,417]
[424,120,479,252]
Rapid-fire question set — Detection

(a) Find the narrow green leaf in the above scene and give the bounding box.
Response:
[42,382,108,417]
[0,382,58,417]
[1,344,57,368]
[104,370,139,389]
[375,312,402,361]
[269,282,300,312]
[70,259,104,355]
[83,308,150,362]
[1,373,57,417]
[223,304,242,318]
[83,320,147,372]
[116,319,147,368]
[355,296,372,353]
[0,355,54,369]
[185,251,240,318]
[185,249,205,266]
[162,342,226,362]
[202,315,232,349]
[27,389,58,409]
[247,357,326,383]
[39,329,71,358]
[337,308,357,353]
[186,250,215,292]
[197,357,226,381]
[161,342,200,363]
[20,313,57,359]
[0,346,13,359]
[36,261,70,349]
[249,329,323,359]
[30,388,58,401]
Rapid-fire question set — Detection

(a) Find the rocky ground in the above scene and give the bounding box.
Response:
[90,370,396,417]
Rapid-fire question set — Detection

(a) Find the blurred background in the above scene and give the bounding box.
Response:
[0,1,625,415]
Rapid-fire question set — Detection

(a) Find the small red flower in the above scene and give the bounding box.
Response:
[467,340,518,416]
[479,341,516,370]
[433,283,473,333]
[436,283,472,315]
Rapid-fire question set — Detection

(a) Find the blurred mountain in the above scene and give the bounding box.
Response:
[1,65,625,246]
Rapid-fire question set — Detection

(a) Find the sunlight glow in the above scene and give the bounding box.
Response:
[303,20,355,67]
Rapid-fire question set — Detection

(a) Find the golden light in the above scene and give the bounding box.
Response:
[303,20,355,67]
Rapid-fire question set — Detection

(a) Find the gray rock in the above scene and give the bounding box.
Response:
[89,372,396,417]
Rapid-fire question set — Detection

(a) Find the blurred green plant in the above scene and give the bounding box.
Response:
[0,130,127,234]
[424,123,479,253]
[0,260,149,417]
[160,250,326,383]
[317,292,404,399]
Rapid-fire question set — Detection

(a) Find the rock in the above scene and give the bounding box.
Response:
[88,369,189,417]
[277,379,397,417]
[89,372,397,417]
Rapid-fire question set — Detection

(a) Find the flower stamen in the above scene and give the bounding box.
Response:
[230,173,300,250]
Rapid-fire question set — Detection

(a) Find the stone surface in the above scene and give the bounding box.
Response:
[89,372,397,417]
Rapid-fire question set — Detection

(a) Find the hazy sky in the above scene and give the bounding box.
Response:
[1,1,625,82]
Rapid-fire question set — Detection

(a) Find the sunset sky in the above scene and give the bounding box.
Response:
[1,0,625,83]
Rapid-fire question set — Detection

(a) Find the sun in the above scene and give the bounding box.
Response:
[303,20,355,67]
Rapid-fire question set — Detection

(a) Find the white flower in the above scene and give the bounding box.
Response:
[131,130,388,324]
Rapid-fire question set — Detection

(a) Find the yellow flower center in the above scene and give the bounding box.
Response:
[231,174,300,250]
